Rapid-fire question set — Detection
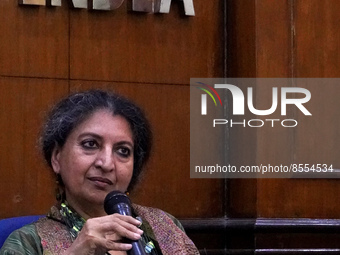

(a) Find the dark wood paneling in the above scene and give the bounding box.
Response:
[253,0,293,219]
[70,81,225,218]
[256,250,340,254]
[295,0,340,77]
[0,77,69,218]
[69,0,224,84]
[259,82,340,218]
[227,0,257,216]
[227,0,340,219]
[227,0,293,218]
[182,217,340,252]
[255,1,340,218]
[255,0,292,77]
[227,0,256,78]
[0,1,69,78]
[257,178,340,218]
[254,0,293,212]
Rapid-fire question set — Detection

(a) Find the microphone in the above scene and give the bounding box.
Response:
[104,191,147,255]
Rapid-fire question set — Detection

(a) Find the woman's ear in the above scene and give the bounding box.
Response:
[51,146,61,174]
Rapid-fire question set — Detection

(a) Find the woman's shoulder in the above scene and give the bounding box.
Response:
[0,223,43,255]
[132,204,199,254]
[163,211,185,232]
[132,204,185,232]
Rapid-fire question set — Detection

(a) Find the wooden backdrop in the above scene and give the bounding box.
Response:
[1,0,340,254]
[0,0,225,252]
[227,0,340,253]
[228,0,340,219]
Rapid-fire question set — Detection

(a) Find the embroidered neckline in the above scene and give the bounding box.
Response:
[55,202,156,254]
[60,202,86,240]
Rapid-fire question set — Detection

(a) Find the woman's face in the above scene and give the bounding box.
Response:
[51,109,134,215]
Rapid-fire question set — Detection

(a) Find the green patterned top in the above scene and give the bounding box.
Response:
[0,205,185,255]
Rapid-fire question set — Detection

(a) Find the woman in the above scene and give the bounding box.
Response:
[0,90,199,255]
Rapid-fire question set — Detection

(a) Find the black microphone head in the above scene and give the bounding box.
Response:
[104,191,146,255]
[104,191,132,215]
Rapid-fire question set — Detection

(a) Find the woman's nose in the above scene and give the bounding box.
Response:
[94,148,114,171]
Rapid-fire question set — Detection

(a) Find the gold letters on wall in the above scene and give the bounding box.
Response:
[19,0,61,6]
[18,0,195,16]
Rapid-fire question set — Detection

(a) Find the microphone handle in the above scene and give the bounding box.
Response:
[128,240,147,255]
[112,203,147,255]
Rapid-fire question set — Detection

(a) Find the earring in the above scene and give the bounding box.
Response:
[55,174,64,201]
[56,187,62,201]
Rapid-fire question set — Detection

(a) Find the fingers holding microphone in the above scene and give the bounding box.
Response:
[65,191,146,255]
[104,191,147,255]
[65,214,143,255]
[102,214,144,247]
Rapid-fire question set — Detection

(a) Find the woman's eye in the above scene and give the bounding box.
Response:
[117,147,131,157]
[81,140,98,149]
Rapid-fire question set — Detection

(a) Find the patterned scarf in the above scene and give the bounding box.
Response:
[36,204,199,255]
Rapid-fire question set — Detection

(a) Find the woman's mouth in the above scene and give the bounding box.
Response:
[88,177,113,188]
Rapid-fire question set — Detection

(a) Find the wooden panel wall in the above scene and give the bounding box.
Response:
[257,0,340,219]
[69,1,223,84]
[0,0,70,218]
[4,0,340,252]
[0,2,69,78]
[227,0,340,253]
[228,0,340,219]
[0,78,69,217]
[0,0,225,235]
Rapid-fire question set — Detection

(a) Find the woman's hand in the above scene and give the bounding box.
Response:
[64,214,143,255]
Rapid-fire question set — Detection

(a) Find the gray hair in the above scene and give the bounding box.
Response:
[41,89,152,191]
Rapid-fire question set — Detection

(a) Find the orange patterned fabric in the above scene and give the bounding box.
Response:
[35,206,72,255]
[36,218,72,255]
[133,205,200,255]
